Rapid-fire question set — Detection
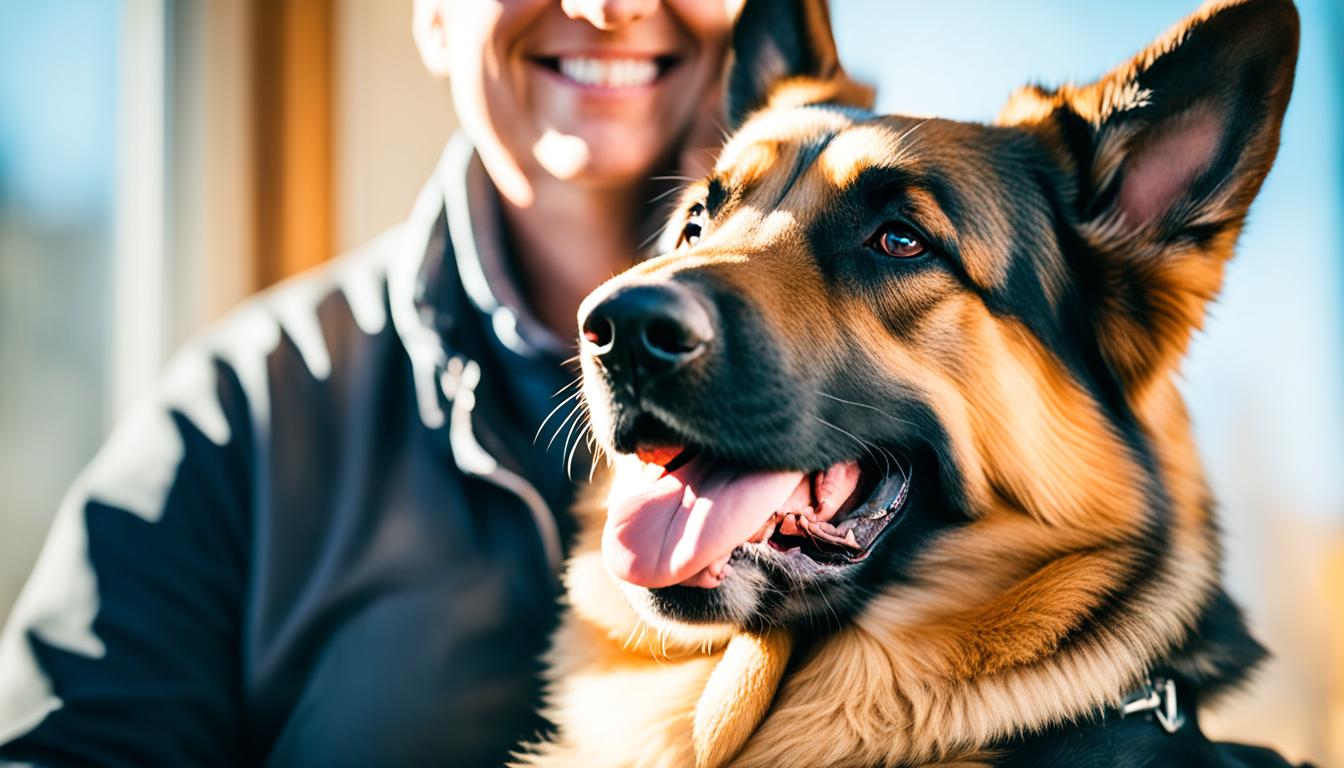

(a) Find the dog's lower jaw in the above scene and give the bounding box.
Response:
[622,575,762,632]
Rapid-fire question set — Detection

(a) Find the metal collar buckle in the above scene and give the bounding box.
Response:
[1120,676,1186,734]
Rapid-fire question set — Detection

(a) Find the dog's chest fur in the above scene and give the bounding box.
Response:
[516,511,1096,768]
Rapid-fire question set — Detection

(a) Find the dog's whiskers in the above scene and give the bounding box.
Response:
[648,184,689,204]
[622,618,643,652]
[535,388,584,446]
[559,405,587,474]
[887,118,931,166]
[817,390,946,480]
[543,392,586,452]
[566,411,592,481]
[816,390,919,429]
[551,376,582,397]
[811,580,844,634]
[813,415,898,479]
[584,417,607,484]
[811,392,919,478]
[637,222,673,253]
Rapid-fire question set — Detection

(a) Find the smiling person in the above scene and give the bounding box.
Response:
[0,1,732,765]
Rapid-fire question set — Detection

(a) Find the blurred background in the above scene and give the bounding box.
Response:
[0,0,1339,763]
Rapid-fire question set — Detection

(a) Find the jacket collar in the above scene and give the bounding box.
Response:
[389,134,572,428]
[386,135,567,576]
[445,138,571,358]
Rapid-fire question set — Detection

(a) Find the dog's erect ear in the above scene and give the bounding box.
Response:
[727,0,873,127]
[1002,0,1298,391]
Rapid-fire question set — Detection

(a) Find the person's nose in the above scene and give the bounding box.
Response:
[560,0,661,30]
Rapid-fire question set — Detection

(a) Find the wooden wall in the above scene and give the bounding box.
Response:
[250,0,335,288]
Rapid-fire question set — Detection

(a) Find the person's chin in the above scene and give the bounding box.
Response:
[534,128,673,188]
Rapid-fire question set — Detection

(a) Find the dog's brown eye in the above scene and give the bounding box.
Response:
[678,203,706,249]
[870,224,927,259]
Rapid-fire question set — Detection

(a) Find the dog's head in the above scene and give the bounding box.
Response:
[576,0,1297,636]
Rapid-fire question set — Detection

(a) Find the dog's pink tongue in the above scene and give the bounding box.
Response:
[603,455,805,589]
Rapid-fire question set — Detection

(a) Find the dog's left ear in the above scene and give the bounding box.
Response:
[1002,0,1298,390]
[727,0,873,127]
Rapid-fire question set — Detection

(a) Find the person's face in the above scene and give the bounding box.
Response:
[417,0,732,193]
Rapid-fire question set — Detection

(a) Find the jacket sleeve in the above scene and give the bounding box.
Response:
[0,347,254,767]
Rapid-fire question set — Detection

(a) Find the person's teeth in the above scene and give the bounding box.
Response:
[556,57,658,88]
[558,58,577,83]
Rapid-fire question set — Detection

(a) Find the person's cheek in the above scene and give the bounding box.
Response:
[665,0,732,175]
[668,0,734,51]
[450,0,545,136]
[671,0,731,107]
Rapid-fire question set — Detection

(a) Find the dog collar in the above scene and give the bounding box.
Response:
[1117,674,1187,734]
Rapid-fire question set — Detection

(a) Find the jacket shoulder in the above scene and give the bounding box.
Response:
[198,225,407,369]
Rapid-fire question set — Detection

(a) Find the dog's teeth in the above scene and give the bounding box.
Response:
[814,460,862,522]
[814,500,832,522]
[800,519,862,549]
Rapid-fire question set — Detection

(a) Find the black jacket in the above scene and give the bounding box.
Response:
[0,137,585,767]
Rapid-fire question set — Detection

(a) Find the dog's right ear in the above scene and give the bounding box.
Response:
[1000,0,1298,393]
[726,0,873,127]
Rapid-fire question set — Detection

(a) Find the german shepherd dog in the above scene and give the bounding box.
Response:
[518,1,1304,765]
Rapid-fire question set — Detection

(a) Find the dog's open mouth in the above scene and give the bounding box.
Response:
[602,441,911,590]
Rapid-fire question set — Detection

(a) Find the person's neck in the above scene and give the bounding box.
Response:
[498,173,662,344]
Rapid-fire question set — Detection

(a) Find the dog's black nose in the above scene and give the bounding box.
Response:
[580,283,713,375]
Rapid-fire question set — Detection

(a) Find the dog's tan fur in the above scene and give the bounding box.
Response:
[514,1,1297,765]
